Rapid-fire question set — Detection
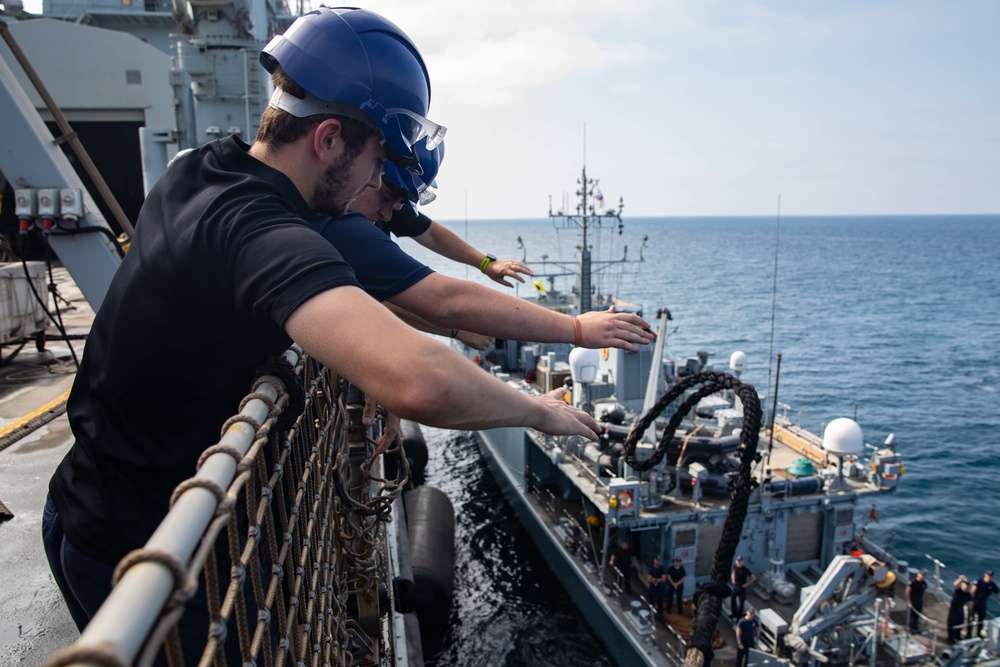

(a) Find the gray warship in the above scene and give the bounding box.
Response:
[463,167,1000,667]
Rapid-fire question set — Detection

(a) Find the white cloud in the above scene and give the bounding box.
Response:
[353,0,650,108]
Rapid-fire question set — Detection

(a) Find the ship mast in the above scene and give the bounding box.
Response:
[577,165,593,314]
[549,165,624,313]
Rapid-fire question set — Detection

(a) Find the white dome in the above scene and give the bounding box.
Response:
[729,351,747,373]
[569,347,601,384]
[822,418,864,455]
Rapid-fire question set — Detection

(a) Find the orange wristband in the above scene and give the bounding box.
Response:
[572,317,582,346]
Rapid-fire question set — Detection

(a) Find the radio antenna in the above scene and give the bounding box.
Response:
[765,196,781,425]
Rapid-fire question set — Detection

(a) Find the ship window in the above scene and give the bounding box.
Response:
[674,529,696,547]
[126,70,142,85]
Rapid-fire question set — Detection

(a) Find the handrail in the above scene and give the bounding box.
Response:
[44,351,408,667]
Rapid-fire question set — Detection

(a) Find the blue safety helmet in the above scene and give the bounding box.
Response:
[260,7,445,173]
[384,141,444,205]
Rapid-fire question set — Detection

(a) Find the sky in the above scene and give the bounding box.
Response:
[16,0,998,220]
[331,0,1000,221]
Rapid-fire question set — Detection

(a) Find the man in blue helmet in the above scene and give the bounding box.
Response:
[355,142,534,288]
[312,163,652,375]
[310,136,654,441]
[43,8,654,664]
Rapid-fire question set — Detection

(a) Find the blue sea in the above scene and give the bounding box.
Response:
[396,214,1000,666]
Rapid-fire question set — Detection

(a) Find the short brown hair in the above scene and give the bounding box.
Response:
[256,66,374,158]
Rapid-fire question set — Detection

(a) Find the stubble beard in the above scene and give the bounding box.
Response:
[313,151,358,219]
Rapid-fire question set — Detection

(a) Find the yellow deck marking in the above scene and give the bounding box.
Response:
[0,388,71,440]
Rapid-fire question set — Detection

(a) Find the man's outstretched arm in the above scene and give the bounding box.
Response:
[382,301,493,351]
[414,221,533,288]
[285,285,599,437]
[388,273,654,351]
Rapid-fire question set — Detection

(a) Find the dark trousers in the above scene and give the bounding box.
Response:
[947,605,967,642]
[649,582,666,612]
[731,586,747,617]
[666,584,684,613]
[735,643,753,667]
[41,493,249,666]
[972,602,988,638]
[909,601,923,630]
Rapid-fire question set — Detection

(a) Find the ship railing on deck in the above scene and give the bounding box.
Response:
[536,432,615,498]
[45,348,408,667]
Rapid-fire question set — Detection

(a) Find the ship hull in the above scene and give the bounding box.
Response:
[474,426,678,667]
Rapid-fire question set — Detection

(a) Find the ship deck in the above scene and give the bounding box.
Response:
[0,268,89,666]
[532,442,962,667]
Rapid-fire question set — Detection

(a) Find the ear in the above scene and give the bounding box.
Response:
[312,118,345,163]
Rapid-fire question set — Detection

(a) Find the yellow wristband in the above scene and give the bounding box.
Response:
[479,256,492,273]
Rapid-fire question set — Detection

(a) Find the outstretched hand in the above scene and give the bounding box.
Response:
[532,388,601,441]
[576,306,654,352]
[485,259,534,288]
[456,330,494,351]
[362,394,399,455]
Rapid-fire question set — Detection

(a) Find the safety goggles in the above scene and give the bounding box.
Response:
[270,89,445,175]
[382,107,446,151]
[384,160,438,206]
[364,103,446,175]
[415,185,437,206]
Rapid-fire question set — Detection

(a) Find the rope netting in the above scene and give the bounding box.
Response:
[45,350,409,667]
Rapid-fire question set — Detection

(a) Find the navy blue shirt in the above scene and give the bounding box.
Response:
[312,214,433,302]
[376,205,433,238]
[973,578,999,603]
[908,578,927,605]
[667,564,687,587]
[52,136,360,564]
[737,617,759,647]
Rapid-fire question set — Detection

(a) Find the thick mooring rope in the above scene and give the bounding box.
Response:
[622,370,762,667]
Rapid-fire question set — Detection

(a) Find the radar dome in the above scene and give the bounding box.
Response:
[822,418,864,456]
[729,351,747,373]
[569,347,600,384]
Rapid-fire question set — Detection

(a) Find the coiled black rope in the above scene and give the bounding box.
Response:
[621,370,762,667]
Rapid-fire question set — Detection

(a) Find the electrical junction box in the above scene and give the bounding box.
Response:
[0,262,47,345]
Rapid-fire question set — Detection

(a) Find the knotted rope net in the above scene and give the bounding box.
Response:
[46,352,409,667]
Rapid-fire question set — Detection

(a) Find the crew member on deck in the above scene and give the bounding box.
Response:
[609,539,636,594]
[647,555,668,618]
[666,556,687,615]
[906,570,927,631]
[351,146,534,290]
[735,608,759,667]
[971,569,999,637]
[731,556,756,618]
[948,576,972,642]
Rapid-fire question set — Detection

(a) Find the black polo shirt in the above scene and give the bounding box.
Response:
[51,136,360,564]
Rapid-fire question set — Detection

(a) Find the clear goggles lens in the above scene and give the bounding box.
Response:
[385,107,447,151]
[417,188,437,206]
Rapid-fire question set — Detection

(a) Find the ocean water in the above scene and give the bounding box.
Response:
[396,214,1000,666]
